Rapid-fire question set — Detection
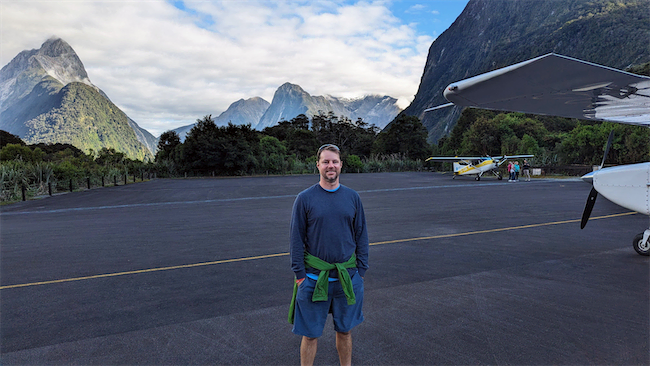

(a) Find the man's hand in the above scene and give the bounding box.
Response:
[296,277,305,286]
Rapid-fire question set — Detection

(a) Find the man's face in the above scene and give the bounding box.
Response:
[317,149,342,184]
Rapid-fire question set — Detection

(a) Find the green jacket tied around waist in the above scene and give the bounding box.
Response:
[288,252,357,324]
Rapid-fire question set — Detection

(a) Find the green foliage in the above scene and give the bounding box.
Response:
[0,130,25,148]
[437,109,649,166]
[373,115,431,160]
[182,116,261,175]
[343,154,363,173]
[155,130,182,163]
[0,144,44,163]
[21,82,153,161]
[1,141,152,202]
[311,112,379,158]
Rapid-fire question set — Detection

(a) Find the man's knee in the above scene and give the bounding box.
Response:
[303,336,318,342]
[336,331,351,337]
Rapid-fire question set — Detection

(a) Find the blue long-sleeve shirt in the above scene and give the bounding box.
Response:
[290,184,369,280]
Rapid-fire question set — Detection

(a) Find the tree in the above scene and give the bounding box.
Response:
[155,130,181,162]
[373,115,431,160]
[95,147,125,167]
[0,144,43,163]
[182,115,221,172]
[0,130,25,148]
[259,136,288,173]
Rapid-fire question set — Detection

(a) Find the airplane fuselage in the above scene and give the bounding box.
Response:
[453,159,497,176]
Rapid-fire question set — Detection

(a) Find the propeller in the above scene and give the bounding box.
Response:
[580,130,614,229]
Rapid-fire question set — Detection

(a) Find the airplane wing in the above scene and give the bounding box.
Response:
[442,53,650,126]
[492,155,535,159]
[425,156,480,163]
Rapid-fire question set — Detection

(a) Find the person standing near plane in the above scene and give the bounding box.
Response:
[289,144,369,366]
[514,161,521,181]
[522,159,531,181]
[507,161,514,182]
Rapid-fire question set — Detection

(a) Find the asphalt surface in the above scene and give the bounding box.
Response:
[1,172,648,365]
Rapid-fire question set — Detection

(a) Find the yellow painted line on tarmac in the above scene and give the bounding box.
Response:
[369,211,637,246]
[0,212,637,290]
[0,253,289,290]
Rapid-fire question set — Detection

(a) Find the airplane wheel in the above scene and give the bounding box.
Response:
[633,233,650,256]
[498,175,503,180]
[475,176,480,181]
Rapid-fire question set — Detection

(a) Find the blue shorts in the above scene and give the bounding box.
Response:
[292,272,364,338]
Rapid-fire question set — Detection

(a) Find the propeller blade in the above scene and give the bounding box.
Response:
[580,187,598,229]
[600,130,614,169]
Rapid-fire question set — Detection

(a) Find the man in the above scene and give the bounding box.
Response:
[522,159,531,181]
[289,144,369,366]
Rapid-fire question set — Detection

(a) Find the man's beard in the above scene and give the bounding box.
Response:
[322,169,339,183]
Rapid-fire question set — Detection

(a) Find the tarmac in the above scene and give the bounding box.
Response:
[1,172,648,365]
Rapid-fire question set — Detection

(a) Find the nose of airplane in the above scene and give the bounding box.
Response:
[581,170,595,184]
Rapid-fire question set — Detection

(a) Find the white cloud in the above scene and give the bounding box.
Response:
[1,0,434,136]
[406,4,426,13]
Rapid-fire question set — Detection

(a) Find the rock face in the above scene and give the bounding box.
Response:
[0,37,155,159]
[255,82,401,130]
[175,84,402,141]
[401,0,650,143]
[173,97,271,141]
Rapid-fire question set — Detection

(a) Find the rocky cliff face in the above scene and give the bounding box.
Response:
[402,0,650,143]
[0,37,156,159]
[255,82,401,130]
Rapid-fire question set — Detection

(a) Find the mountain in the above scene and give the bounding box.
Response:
[0,37,154,160]
[255,82,401,130]
[173,97,270,141]
[402,0,650,143]
[175,84,401,140]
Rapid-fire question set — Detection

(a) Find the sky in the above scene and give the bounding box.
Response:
[1,0,469,137]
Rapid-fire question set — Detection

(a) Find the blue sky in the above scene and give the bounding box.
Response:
[2,0,469,136]
[389,0,468,37]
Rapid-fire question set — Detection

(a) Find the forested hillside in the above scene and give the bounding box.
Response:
[22,82,152,161]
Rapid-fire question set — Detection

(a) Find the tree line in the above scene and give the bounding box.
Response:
[154,112,431,176]
[2,108,648,202]
[0,113,431,201]
[434,109,649,166]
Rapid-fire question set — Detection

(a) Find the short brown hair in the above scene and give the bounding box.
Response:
[317,144,340,161]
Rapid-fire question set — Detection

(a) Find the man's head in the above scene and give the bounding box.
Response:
[317,144,342,185]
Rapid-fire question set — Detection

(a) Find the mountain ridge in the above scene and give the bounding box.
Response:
[173,83,401,141]
[0,37,155,160]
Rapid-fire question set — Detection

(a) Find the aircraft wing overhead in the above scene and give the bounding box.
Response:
[425,157,480,162]
[443,53,650,126]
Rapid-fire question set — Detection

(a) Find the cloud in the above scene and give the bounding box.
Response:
[1,0,434,136]
[406,4,426,13]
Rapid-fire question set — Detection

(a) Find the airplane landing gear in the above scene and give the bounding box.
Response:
[633,229,650,256]
[475,176,481,181]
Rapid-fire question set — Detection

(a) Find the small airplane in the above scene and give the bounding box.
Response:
[425,155,533,181]
[425,53,649,255]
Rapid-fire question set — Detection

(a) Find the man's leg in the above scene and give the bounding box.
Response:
[336,331,352,366]
[301,336,318,366]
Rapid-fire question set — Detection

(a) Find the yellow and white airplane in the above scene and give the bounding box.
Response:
[425,155,533,181]
[426,53,649,255]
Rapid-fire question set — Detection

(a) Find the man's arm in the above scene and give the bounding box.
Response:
[290,194,307,280]
[354,195,369,277]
